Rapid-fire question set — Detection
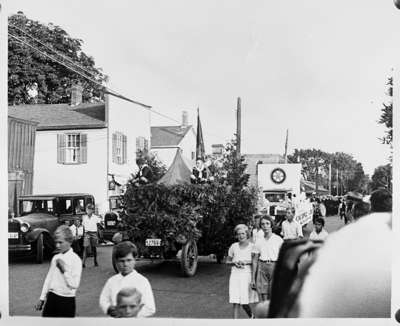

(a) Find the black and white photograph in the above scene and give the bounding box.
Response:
[1,0,399,322]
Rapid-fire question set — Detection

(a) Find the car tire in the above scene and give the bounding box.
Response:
[180,240,198,277]
[36,233,44,264]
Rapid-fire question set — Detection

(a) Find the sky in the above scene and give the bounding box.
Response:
[4,0,400,175]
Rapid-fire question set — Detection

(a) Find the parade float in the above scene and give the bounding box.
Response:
[111,147,258,277]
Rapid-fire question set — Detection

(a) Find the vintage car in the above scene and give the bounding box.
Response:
[103,195,125,241]
[8,193,95,263]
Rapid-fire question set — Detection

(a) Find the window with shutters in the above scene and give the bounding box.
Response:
[57,133,87,164]
[112,132,127,164]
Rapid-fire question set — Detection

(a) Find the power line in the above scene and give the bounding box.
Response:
[8,30,228,143]
[9,22,106,81]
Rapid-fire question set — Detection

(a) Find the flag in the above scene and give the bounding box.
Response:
[196,108,205,161]
[284,129,289,163]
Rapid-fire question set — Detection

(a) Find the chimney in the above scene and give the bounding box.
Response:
[182,111,188,127]
[70,82,83,106]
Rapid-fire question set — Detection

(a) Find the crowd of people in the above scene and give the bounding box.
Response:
[34,187,391,318]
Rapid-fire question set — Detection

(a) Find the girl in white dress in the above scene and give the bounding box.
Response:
[226,224,259,318]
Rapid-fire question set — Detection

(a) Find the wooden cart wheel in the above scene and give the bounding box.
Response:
[36,233,44,264]
[180,239,198,277]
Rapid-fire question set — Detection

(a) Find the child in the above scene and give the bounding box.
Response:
[309,217,328,241]
[226,224,259,318]
[70,219,84,257]
[82,203,102,267]
[34,225,82,317]
[99,241,156,317]
[281,207,303,240]
[115,287,144,318]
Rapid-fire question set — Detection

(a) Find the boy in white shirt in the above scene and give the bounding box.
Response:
[82,203,102,267]
[281,207,303,240]
[99,241,156,317]
[115,287,144,318]
[35,225,82,317]
[309,217,328,241]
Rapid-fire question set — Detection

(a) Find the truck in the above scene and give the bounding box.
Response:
[257,163,313,233]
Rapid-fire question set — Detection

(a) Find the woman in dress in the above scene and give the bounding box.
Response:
[226,224,259,318]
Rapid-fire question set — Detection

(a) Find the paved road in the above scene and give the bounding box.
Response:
[9,214,345,318]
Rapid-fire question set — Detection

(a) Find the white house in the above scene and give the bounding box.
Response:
[150,111,196,168]
[8,84,150,214]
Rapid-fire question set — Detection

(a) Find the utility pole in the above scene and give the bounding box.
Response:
[236,97,241,159]
[328,163,332,195]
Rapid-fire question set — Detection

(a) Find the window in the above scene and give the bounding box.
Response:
[57,133,87,164]
[136,136,149,154]
[191,151,195,160]
[112,132,127,164]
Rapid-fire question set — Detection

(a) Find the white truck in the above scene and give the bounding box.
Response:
[257,163,313,231]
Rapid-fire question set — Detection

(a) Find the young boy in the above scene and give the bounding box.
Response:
[99,241,156,317]
[309,217,329,241]
[82,203,102,267]
[70,219,84,257]
[281,207,303,240]
[115,287,144,318]
[35,225,82,317]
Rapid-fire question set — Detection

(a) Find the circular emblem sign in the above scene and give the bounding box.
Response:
[271,168,286,184]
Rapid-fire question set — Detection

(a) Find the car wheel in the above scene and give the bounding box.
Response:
[36,233,44,264]
[180,240,198,277]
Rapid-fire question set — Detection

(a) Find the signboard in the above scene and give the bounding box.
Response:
[294,201,313,226]
[257,164,302,196]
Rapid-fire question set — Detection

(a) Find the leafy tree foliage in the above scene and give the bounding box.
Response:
[288,148,369,194]
[370,164,392,192]
[122,140,258,258]
[8,12,107,105]
[379,77,393,146]
[136,150,167,183]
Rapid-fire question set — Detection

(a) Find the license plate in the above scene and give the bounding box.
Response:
[145,238,161,246]
[8,232,19,239]
[107,221,116,226]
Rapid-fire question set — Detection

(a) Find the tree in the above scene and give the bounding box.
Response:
[379,77,393,146]
[370,164,392,192]
[288,149,369,194]
[136,150,167,183]
[8,12,107,105]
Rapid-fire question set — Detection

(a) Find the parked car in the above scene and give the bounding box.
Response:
[103,195,125,241]
[8,193,95,263]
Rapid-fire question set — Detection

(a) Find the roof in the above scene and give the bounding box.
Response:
[151,125,193,147]
[19,193,93,200]
[8,102,106,130]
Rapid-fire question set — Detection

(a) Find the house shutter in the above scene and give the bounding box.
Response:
[122,134,127,164]
[144,138,149,153]
[80,133,87,164]
[57,134,66,164]
[112,133,117,163]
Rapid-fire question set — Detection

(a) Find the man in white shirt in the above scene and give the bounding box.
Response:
[251,215,284,302]
[82,203,102,267]
[99,241,156,318]
[281,207,303,240]
[309,217,328,241]
[35,225,82,317]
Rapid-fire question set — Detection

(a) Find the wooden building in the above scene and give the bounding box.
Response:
[8,115,38,215]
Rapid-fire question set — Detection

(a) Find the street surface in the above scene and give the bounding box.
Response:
[9,214,344,318]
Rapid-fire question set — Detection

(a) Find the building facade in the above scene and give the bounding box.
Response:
[8,87,151,215]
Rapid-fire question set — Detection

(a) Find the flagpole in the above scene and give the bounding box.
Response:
[284,129,288,163]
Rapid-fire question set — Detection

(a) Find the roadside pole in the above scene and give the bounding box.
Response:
[236,97,241,159]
